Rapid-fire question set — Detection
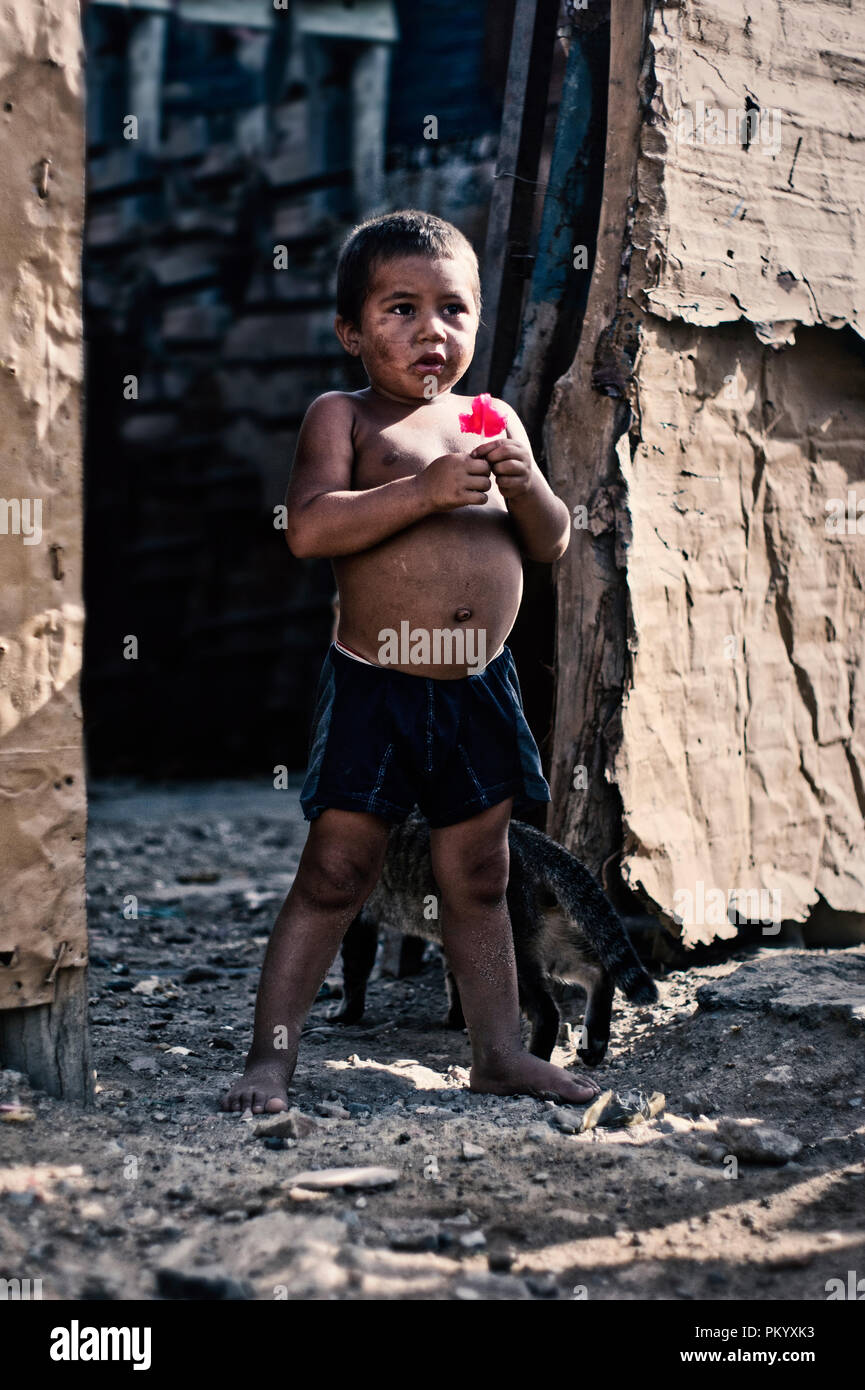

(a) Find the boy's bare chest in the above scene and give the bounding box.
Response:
[351,417,469,489]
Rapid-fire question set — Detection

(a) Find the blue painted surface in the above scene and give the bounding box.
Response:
[387,0,501,145]
[528,34,596,306]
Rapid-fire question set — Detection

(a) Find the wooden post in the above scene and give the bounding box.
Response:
[0,969,93,1104]
[0,0,92,1105]
[467,0,559,398]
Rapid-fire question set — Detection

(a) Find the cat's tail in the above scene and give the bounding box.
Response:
[515,823,658,1004]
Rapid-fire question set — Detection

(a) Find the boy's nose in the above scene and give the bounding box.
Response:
[417,317,447,341]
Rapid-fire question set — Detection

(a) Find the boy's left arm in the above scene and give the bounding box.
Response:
[470,406,570,562]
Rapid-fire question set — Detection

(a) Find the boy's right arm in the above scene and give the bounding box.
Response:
[284,394,492,559]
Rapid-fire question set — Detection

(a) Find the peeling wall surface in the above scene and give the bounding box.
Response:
[550,0,865,944]
[0,1,88,1007]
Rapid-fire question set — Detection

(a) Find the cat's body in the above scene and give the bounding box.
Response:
[337,811,657,1065]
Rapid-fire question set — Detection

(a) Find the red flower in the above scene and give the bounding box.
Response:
[458,392,508,437]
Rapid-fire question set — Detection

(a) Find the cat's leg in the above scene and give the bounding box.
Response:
[335,912,378,1023]
[398,935,427,977]
[579,968,614,1065]
[507,877,560,1060]
[515,952,560,1061]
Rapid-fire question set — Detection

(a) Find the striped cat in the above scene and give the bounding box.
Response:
[336,811,657,1065]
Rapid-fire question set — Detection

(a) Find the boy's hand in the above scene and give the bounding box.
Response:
[470,438,535,500]
[419,452,493,511]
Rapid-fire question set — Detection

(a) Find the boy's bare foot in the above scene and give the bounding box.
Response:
[220,1057,295,1114]
[470,1052,602,1105]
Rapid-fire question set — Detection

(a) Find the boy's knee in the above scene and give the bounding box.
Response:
[437,840,509,905]
[298,838,382,912]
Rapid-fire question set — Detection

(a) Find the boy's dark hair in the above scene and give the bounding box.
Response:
[336,210,481,326]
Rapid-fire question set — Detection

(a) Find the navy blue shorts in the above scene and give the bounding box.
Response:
[299,643,551,829]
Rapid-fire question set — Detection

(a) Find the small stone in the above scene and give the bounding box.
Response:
[461,1141,486,1161]
[315,1101,350,1120]
[255,1109,321,1141]
[525,1274,558,1299]
[525,1123,555,1142]
[758,1065,795,1086]
[127,1056,160,1074]
[549,1107,579,1133]
[459,1229,486,1250]
[384,1220,440,1252]
[548,1207,591,1227]
[716,1117,802,1165]
[680,1092,709,1116]
[289,1166,400,1192]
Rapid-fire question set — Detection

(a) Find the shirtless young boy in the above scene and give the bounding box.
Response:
[222,210,602,1114]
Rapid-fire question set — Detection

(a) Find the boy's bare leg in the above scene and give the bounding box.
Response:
[221,808,390,1114]
[430,800,602,1104]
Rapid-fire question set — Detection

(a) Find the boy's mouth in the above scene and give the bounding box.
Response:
[411,353,447,374]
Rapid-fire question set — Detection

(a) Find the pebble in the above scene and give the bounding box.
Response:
[315,1101,350,1120]
[254,1109,321,1140]
[525,1123,555,1143]
[715,1118,802,1165]
[525,1274,558,1299]
[289,1166,400,1191]
[459,1230,486,1250]
[384,1220,441,1253]
[461,1141,486,1161]
[680,1092,710,1116]
[548,1107,579,1134]
[757,1065,795,1086]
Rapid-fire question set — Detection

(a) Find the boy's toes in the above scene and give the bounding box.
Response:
[250,1091,288,1114]
[561,1076,601,1103]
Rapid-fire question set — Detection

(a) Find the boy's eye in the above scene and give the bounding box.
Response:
[390,303,414,315]
[445,303,468,315]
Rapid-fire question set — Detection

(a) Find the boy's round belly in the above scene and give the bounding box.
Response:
[334,508,523,678]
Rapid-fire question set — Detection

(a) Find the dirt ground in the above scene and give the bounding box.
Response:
[1,779,863,1302]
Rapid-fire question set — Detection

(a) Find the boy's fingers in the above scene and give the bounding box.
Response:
[465,473,492,490]
[465,457,493,475]
[470,438,506,457]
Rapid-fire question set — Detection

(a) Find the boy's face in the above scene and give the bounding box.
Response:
[335,254,480,404]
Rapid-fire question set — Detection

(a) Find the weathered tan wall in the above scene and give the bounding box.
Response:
[0,1,87,1007]
[549,0,865,944]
